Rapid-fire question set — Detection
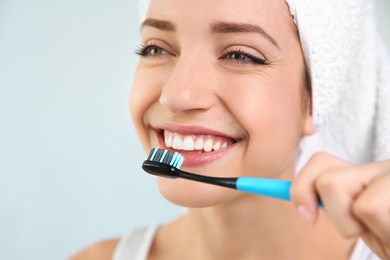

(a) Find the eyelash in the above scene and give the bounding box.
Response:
[220,48,269,66]
[135,43,168,57]
[136,44,269,66]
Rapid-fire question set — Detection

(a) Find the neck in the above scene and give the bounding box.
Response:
[189,195,317,258]
[152,194,356,259]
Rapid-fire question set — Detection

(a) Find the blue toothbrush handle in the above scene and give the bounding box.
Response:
[236,177,292,201]
[236,177,323,207]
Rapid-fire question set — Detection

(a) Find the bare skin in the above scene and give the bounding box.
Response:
[70,0,390,259]
[149,199,355,259]
[69,239,118,260]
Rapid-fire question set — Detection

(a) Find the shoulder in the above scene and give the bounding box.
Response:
[69,238,120,260]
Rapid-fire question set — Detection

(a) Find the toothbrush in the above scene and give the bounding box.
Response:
[142,148,323,206]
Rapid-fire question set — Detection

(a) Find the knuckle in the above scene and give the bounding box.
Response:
[353,197,382,220]
[339,226,362,238]
[315,172,338,194]
[309,152,331,164]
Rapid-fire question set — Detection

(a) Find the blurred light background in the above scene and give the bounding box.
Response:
[0,0,389,259]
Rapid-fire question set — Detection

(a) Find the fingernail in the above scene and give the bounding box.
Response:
[297,206,313,227]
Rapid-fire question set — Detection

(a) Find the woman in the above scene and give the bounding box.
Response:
[71,0,390,259]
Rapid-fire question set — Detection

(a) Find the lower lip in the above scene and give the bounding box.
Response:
[158,137,237,167]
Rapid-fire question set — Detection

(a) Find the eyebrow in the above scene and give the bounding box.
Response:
[140,19,279,49]
[141,19,175,32]
[210,21,279,49]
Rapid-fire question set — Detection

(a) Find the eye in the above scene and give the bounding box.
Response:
[228,52,251,62]
[135,43,170,57]
[220,48,269,65]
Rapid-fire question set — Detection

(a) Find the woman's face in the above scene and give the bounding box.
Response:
[130,0,314,207]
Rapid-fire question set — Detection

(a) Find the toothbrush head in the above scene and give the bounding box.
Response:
[142,148,185,179]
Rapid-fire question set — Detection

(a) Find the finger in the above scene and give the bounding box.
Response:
[314,167,368,237]
[353,169,390,243]
[290,152,349,226]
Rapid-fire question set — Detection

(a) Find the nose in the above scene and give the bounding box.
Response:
[159,54,216,113]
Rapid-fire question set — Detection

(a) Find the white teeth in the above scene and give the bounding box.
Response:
[203,139,213,152]
[194,138,204,150]
[172,135,183,150]
[213,142,221,151]
[164,131,234,152]
[165,133,173,147]
[182,136,195,151]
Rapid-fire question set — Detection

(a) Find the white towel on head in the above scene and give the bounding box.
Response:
[285,0,390,170]
[138,0,149,22]
[137,0,390,167]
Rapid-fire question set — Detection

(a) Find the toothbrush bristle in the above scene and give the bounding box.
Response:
[147,148,184,169]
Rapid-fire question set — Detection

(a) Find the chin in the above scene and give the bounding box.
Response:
[157,177,241,208]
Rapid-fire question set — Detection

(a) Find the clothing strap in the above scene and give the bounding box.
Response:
[112,225,158,260]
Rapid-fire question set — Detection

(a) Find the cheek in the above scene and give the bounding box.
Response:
[129,67,163,152]
[222,71,304,177]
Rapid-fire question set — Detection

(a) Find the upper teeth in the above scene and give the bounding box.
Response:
[164,131,232,152]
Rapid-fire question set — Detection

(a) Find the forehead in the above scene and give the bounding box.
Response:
[145,0,296,42]
[147,0,291,27]
[144,0,298,56]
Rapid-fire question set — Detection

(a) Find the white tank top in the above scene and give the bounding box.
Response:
[112,226,381,260]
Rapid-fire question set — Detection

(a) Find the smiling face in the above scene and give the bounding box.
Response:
[130,0,314,207]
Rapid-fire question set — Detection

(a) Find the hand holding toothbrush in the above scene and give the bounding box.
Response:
[290,152,390,259]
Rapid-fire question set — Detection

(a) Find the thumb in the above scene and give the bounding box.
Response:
[290,153,349,226]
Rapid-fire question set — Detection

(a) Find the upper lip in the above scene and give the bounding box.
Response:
[154,123,241,141]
